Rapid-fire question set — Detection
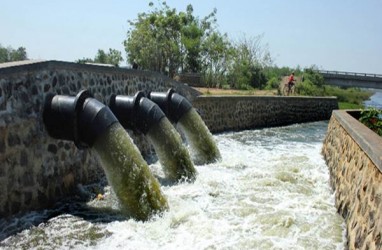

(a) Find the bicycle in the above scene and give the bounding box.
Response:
[283,81,295,96]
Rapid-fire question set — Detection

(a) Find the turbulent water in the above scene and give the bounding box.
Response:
[147,118,197,182]
[0,121,345,249]
[178,108,221,165]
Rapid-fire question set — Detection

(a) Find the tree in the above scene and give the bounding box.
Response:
[76,48,123,66]
[180,5,218,73]
[124,2,217,77]
[124,2,183,76]
[201,31,234,87]
[0,44,28,63]
[228,35,272,89]
[94,48,123,66]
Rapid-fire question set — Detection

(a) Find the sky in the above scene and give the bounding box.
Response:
[1,0,381,73]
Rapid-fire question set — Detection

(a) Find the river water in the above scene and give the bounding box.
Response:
[0,121,345,249]
[364,89,382,109]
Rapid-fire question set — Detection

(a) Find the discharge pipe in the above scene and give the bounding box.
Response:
[43,90,115,149]
[149,88,221,165]
[109,92,197,182]
[109,92,164,135]
[43,90,168,221]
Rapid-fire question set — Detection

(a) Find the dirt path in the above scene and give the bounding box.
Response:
[194,87,278,96]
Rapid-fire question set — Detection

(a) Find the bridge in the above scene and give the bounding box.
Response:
[318,70,382,89]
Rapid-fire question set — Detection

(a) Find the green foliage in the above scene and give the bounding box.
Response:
[124,2,217,77]
[359,108,382,136]
[228,63,267,90]
[0,44,28,63]
[227,35,271,90]
[124,2,272,88]
[295,79,323,96]
[323,86,372,105]
[294,66,372,107]
[201,31,233,88]
[76,48,123,66]
[264,76,280,90]
[339,102,364,109]
[302,67,325,87]
[263,66,301,80]
[221,84,230,90]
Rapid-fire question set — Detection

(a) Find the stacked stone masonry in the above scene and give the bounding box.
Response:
[0,60,338,218]
[322,110,382,249]
[192,95,338,133]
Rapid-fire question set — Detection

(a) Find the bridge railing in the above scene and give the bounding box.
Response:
[318,70,382,78]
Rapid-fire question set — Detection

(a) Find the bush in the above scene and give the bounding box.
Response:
[264,76,279,90]
[302,68,325,87]
[359,108,382,136]
[323,86,372,105]
[295,67,372,107]
[295,79,323,96]
[228,64,267,90]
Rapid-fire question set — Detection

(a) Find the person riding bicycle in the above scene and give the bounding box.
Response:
[288,72,295,89]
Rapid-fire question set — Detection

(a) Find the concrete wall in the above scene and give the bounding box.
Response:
[192,95,338,133]
[322,110,382,249]
[0,60,338,217]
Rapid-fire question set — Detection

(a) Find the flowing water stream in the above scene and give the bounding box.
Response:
[147,118,197,182]
[0,121,345,249]
[178,108,221,165]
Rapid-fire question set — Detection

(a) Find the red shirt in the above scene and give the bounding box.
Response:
[288,74,294,82]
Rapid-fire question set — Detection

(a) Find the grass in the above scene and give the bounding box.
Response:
[338,102,364,110]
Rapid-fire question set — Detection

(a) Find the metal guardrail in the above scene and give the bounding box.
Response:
[318,70,382,78]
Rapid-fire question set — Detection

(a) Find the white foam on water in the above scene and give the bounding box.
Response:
[0,121,346,250]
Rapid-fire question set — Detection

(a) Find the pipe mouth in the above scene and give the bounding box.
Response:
[148,88,192,123]
[43,90,118,148]
[109,92,143,130]
[109,91,166,134]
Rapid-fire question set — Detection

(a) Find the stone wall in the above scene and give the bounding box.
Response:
[322,110,382,249]
[174,73,204,87]
[192,95,338,133]
[0,60,199,217]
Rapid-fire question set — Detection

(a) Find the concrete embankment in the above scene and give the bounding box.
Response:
[322,110,382,249]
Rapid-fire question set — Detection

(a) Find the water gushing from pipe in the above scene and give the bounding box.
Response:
[43,90,168,220]
[177,108,221,165]
[92,122,168,220]
[149,89,221,165]
[109,92,197,182]
[146,118,196,182]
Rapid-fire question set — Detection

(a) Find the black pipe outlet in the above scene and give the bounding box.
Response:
[109,91,166,134]
[148,88,192,123]
[43,90,118,149]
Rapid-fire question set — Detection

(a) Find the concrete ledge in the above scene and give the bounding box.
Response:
[332,110,382,172]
